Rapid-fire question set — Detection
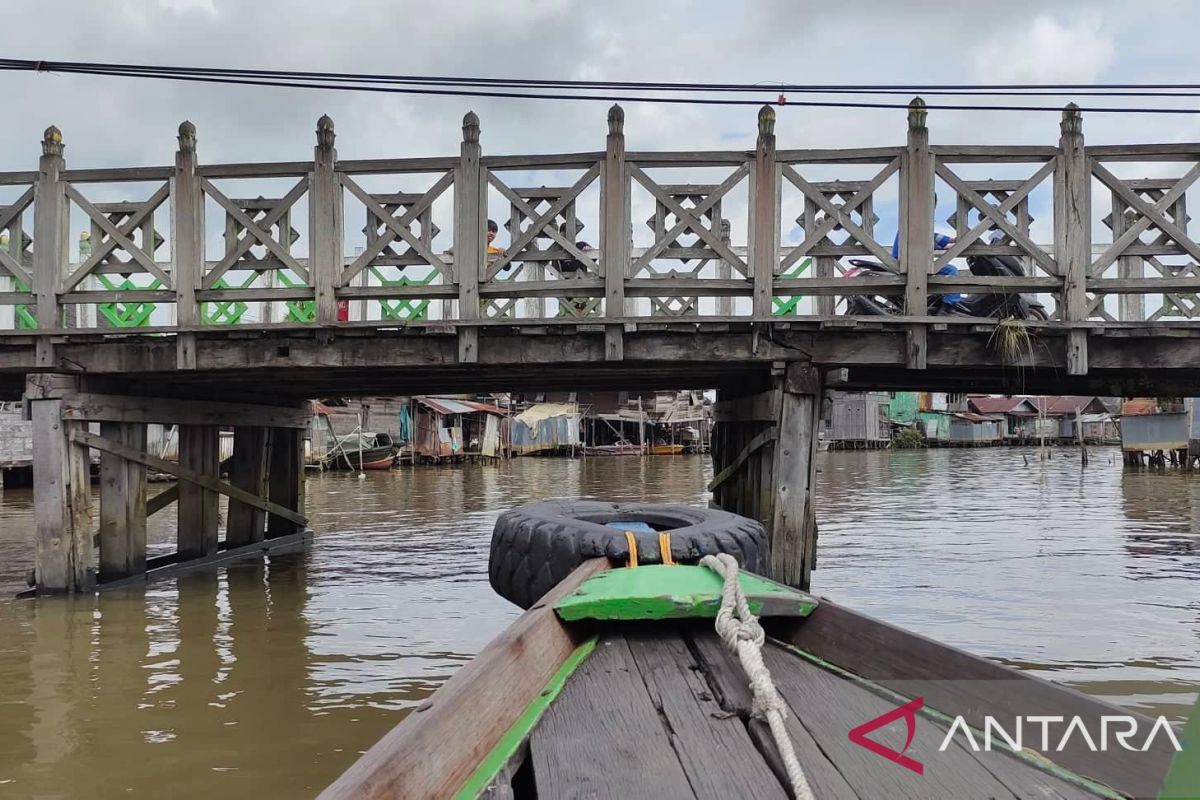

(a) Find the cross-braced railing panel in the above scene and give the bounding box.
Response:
[341,172,454,322]
[63,182,173,293]
[933,158,1058,278]
[777,158,899,316]
[483,164,603,319]
[627,162,751,317]
[1089,159,1200,322]
[0,186,36,330]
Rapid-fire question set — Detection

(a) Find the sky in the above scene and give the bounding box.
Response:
[2,0,1198,168]
[1,0,1199,318]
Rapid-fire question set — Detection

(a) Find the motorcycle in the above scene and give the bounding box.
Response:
[842,252,1048,321]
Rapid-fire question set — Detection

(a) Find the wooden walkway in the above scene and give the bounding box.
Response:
[532,627,1104,800]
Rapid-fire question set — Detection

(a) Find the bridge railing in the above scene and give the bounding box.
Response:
[2,101,1200,372]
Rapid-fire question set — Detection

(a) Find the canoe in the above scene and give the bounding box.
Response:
[321,505,1190,800]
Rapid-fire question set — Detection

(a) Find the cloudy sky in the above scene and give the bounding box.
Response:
[2,0,1198,320]
[3,0,1198,168]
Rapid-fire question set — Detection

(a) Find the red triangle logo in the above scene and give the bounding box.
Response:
[847,696,925,775]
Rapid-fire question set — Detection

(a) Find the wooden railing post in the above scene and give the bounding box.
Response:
[455,111,483,362]
[1056,104,1090,374]
[750,106,778,319]
[900,98,933,370]
[602,104,628,360]
[32,126,66,367]
[311,114,343,325]
[172,120,202,369]
[717,218,733,317]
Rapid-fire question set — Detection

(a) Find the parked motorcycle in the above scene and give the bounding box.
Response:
[842,252,1048,320]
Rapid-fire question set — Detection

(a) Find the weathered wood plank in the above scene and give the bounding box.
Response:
[1056,106,1090,376]
[770,365,820,588]
[98,421,147,581]
[760,643,1083,798]
[318,558,609,800]
[31,398,71,591]
[711,389,779,423]
[900,100,932,370]
[706,427,776,493]
[530,633,697,799]
[266,427,305,538]
[751,107,778,318]
[687,630,859,799]
[177,424,219,559]
[625,631,788,799]
[770,600,1172,798]
[71,429,306,527]
[59,393,311,428]
[456,113,482,363]
[602,106,627,361]
[310,116,342,324]
[226,426,268,547]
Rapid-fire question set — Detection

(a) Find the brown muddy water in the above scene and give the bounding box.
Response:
[0,448,1196,798]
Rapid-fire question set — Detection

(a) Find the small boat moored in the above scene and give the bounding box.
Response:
[323,432,398,470]
[321,501,1193,799]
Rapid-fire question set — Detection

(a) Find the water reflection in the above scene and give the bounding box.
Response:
[0,450,1195,798]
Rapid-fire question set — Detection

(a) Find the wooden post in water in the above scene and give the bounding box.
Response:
[900,98,933,370]
[267,426,305,538]
[1056,104,1090,375]
[311,115,343,325]
[769,364,821,588]
[32,126,66,367]
[602,104,628,360]
[98,421,147,581]
[172,120,202,369]
[226,426,270,546]
[27,374,94,592]
[177,424,220,558]
[456,112,483,363]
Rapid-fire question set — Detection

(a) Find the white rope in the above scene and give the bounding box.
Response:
[700,553,816,800]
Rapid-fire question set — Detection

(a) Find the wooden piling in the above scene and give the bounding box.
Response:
[32,126,67,367]
[601,105,627,360]
[226,426,269,546]
[99,421,147,581]
[178,424,220,558]
[267,427,305,538]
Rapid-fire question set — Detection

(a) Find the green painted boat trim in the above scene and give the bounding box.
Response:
[772,640,1124,800]
[554,564,817,622]
[453,635,598,800]
[1160,689,1199,799]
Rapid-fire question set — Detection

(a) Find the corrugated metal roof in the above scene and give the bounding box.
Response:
[419,397,505,416]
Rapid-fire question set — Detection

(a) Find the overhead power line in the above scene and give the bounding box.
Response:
[4,58,1200,114]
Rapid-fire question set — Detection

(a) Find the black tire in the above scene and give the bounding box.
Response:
[488,500,770,609]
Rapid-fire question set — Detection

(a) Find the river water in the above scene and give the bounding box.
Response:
[0,448,1196,798]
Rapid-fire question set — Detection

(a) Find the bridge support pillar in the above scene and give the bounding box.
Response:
[22,385,311,596]
[710,363,822,589]
[27,374,94,593]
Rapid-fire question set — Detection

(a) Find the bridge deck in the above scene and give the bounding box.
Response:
[4,318,1200,400]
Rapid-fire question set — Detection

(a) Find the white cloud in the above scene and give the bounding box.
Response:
[973,14,1115,84]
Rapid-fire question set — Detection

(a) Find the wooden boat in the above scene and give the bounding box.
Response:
[324,433,397,470]
[648,440,685,455]
[583,439,641,456]
[321,511,1191,800]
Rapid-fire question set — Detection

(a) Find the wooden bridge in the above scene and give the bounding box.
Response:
[4,99,1200,594]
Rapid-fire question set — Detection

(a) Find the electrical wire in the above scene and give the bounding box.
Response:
[3,58,1200,113]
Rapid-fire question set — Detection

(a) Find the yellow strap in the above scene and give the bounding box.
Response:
[625,531,639,568]
[659,532,675,565]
